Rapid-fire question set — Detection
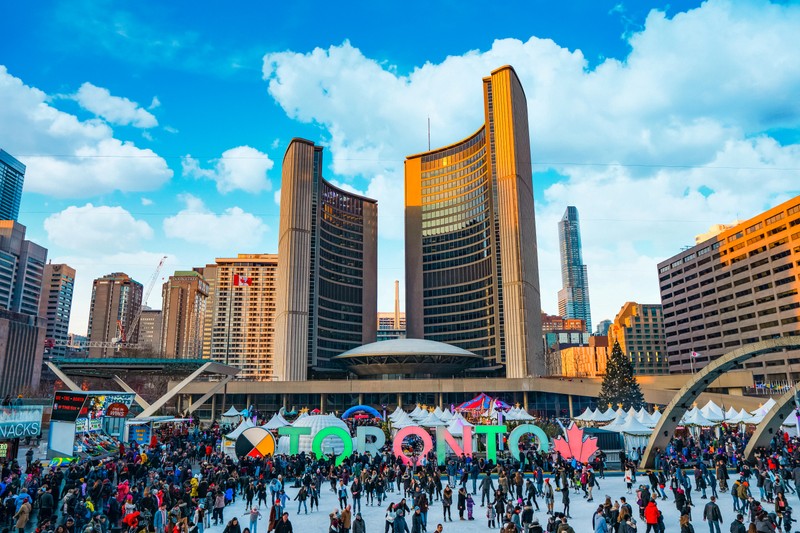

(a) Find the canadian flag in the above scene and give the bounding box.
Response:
[233,274,252,286]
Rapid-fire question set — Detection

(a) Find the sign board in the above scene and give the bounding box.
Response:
[0,420,41,439]
[129,425,151,446]
[51,392,87,422]
[106,403,129,418]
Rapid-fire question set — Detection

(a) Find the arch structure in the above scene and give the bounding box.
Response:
[743,384,800,459]
[341,405,383,420]
[640,336,800,469]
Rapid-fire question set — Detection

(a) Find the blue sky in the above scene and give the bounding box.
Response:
[2,0,799,335]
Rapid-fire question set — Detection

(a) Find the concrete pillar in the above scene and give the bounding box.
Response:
[397,393,403,408]
[358,393,364,405]
[320,395,327,414]
[282,394,288,410]
[567,395,574,418]
[523,393,528,411]
[210,394,216,422]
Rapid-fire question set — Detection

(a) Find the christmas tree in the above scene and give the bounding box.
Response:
[599,340,645,410]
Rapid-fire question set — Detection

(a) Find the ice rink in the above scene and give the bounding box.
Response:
[201,472,762,533]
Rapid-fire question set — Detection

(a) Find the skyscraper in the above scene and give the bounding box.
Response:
[205,254,278,380]
[274,139,378,381]
[138,308,162,354]
[405,65,544,378]
[557,206,592,333]
[0,150,25,222]
[0,221,47,316]
[160,270,208,359]
[39,263,75,359]
[87,273,143,358]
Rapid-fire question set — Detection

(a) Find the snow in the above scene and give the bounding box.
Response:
[199,470,755,533]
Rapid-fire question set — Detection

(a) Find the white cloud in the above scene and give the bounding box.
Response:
[140,197,154,206]
[182,145,274,194]
[0,66,172,197]
[261,0,800,322]
[163,194,268,249]
[74,82,158,128]
[149,96,161,110]
[44,203,153,252]
[273,188,281,206]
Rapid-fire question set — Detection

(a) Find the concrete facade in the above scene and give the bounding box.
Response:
[160,271,208,359]
[405,66,544,378]
[658,195,800,377]
[39,263,75,359]
[138,309,162,354]
[87,273,143,358]
[273,139,378,381]
[0,221,47,316]
[204,255,278,380]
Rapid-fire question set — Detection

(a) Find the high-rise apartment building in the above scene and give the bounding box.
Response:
[557,206,591,333]
[206,255,278,380]
[39,263,75,359]
[405,65,544,378]
[0,221,47,316]
[160,270,208,359]
[87,273,143,358]
[0,309,46,397]
[0,150,25,222]
[274,139,378,381]
[138,308,162,354]
[607,302,669,375]
[658,196,800,378]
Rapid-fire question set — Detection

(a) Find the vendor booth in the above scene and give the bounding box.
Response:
[0,405,43,461]
[48,391,135,459]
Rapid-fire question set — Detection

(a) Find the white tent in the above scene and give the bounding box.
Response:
[745,411,766,425]
[391,411,417,429]
[225,418,255,440]
[222,406,241,418]
[727,408,752,424]
[753,398,777,416]
[276,415,350,455]
[724,406,739,420]
[603,413,628,432]
[593,408,617,423]
[445,417,474,437]
[389,406,405,421]
[409,405,424,419]
[574,407,594,422]
[420,411,447,427]
[440,408,454,421]
[683,409,717,427]
[514,408,535,422]
[295,411,309,421]
[261,413,290,430]
[433,406,444,419]
[614,416,654,453]
[700,401,725,422]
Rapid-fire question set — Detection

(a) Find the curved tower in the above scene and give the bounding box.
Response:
[274,139,378,381]
[405,66,544,378]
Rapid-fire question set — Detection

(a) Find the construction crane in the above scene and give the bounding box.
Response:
[50,256,168,352]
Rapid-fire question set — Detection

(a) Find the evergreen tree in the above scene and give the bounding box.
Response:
[599,340,645,410]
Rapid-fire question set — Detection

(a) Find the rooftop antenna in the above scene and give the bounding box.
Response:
[427,117,431,151]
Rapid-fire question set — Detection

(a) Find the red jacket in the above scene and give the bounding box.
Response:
[644,502,659,525]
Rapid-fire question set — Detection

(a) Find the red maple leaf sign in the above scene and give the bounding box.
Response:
[552,422,599,463]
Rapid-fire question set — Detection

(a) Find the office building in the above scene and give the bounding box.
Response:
[658,196,800,379]
[160,271,208,359]
[0,221,47,316]
[541,313,585,333]
[38,263,75,359]
[607,302,669,375]
[138,309,162,354]
[557,206,591,333]
[274,139,378,381]
[545,336,610,378]
[405,65,544,378]
[0,309,46,397]
[86,273,143,358]
[595,319,612,336]
[205,254,278,380]
[0,150,25,222]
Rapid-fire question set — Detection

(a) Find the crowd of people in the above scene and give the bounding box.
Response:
[0,419,799,533]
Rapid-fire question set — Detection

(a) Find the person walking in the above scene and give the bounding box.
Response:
[245,508,262,533]
[442,486,452,522]
[729,514,746,533]
[457,487,467,521]
[14,497,32,533]
[562,485,570,518]
[273,512,293,533]
[702,496,722,533]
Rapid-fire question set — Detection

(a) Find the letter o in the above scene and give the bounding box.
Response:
[392,426,433,466]
[508,424,550,461]
[311,427,353,466]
